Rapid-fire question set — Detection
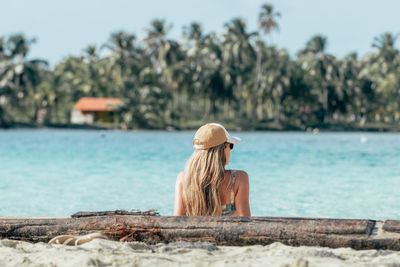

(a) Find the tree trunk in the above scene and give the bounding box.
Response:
[32,105,39,124]
[236,75,243,121]
[251,44,262,122]
[322,85,328,122]
[2,213,400,250]
[274,104,281,124]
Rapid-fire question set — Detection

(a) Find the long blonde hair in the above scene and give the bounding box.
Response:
[182,143,226,216]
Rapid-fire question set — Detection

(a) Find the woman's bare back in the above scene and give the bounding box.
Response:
[174,170,250,216]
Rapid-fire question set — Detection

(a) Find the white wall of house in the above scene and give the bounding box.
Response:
[71,110,94,124]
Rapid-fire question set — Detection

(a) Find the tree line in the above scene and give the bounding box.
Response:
[1,4,399,130]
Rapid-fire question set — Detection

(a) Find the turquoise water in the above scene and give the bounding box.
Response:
[0,129,399,219]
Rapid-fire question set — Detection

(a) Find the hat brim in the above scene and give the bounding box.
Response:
[227,135,241,144]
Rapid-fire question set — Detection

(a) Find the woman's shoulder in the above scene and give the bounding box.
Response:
[176,171,185,182]
[231,170,249,185]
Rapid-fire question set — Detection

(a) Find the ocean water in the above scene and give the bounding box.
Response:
[0,129,399,220]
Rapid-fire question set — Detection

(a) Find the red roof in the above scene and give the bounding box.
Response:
[73,97,121,112]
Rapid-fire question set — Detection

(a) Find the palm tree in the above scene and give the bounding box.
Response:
[83,44,99,60]
[300,35,327,55]
[223,18,256,122]
[298,35,338,123]
[106,31,137,60]
[252,3,281,122]
[258,4,281,36]
[143,19,174,72]
[256,46,290,124]
[181,23,233,119]
[183,22,203,43]
[372,32,399,64]
[361,33,400,123]
[105,31,141,77]
[0,34,48,125]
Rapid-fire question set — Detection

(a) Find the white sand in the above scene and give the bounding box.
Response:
[1,239,399,267]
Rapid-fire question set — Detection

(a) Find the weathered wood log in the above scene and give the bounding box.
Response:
[71,209,160,218]
[2,214,400,250]
[383,220,400,233]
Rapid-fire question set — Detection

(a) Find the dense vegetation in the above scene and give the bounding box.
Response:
[1,4,400,130]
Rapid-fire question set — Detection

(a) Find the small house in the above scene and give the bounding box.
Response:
[71,97,121,124]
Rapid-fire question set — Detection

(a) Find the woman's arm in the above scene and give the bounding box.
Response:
[173,171,186,216]
[234,171,251,216]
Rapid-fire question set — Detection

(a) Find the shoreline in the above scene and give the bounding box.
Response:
[2,121,400,132]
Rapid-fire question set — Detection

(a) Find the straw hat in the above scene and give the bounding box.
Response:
[193,123,241,150]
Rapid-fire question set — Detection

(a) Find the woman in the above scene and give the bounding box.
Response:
[174,123,250,216]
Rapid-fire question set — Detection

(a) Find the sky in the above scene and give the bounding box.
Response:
[2,0,400,65]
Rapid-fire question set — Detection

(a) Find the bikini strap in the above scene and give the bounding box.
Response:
[230,170,236,204]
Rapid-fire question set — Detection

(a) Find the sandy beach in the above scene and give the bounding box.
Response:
[1,239,400,267]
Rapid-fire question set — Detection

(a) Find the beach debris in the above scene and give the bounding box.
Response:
[360,136,368,143]
[71,209,160,218]
[48,233,107,246]
[3,214,400,250]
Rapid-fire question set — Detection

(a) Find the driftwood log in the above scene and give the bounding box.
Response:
[2,211,400,250]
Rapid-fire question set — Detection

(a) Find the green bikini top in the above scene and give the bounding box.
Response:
[221,170,237,216]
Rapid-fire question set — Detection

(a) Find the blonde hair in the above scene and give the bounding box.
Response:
[182,143,226,216]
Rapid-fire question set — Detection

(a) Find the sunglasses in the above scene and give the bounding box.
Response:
[227,143,234,150]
